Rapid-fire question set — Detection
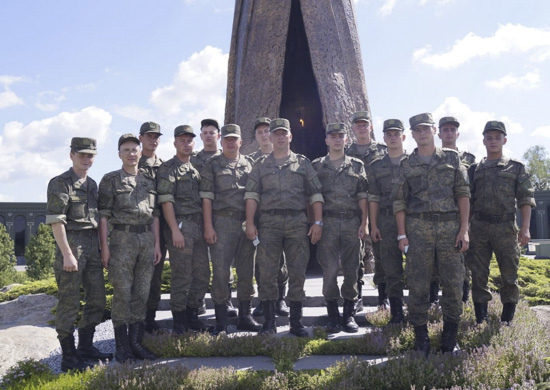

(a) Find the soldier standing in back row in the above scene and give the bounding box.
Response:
[346,111,387,312]
[466,121,535,324]
[313,123,368,334]
[46,137,112,372]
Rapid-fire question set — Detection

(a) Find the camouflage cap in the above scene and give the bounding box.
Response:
[139,121,163,135]
[254,117,271,130]
[409,113,434,130]
[201,118,220,131]
[221,124,241,138]
[326,123,346,135]
[383,119,405,132]
[351,111,371,123]
[439,116,460,128]
[70,137,98,155]
[118,133,140,148]
[269,118,291,132]
[483,120,507,135]
[174,125,196,138]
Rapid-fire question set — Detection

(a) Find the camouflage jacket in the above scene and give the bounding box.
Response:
[345,141,387,166]
[139,154,164,179]
[368,153,408,209]
[458,149,476,168]
[248,148,267,163]
[45,168,98,230]
[190,149,221,175]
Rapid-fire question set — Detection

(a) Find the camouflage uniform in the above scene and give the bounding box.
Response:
[46,168,105,339]
[98,169,157,327]
[393,147,470,326]
[191,149,222,174]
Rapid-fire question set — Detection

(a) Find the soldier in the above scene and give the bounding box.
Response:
[368,119,408,324]
[394,113,470,355]
[466,121,535,324]
[46,137,112,372]
[249,117,289,318]
[98,134,161,363]
[156,125,211,333]
[346,111,388,311]
[244,118,324,336]
[138,121,168,333]
[200,124,262,334]
[312,123,368,333]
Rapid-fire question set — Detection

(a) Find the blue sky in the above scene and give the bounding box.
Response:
[1,0,549,202]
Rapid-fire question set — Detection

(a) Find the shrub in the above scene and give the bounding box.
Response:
[25,224,56,281]
[0,224,17,288]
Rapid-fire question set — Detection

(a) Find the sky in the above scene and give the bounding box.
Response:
[1,0,549,202]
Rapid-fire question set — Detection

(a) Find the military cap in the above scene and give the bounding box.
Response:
[409,113,435,130]
[70,137,97,155]
[200,118,220,130]
[174,125,196,137]
[139,121,163,135]
[269,118,291,132]
[221,124,241,138]
[326,123,346,135]
[383,119,405,132]
[351,111,371,123]
[254,117,271,130]
[439,116,460,128]
[118,133,140,148]
[483,120,507,135]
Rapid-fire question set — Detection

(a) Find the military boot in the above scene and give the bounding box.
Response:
[378,282,389,309]
[342,299,359,333]
[172,310,188,335]
[59,334,94,372]
[462,280,470,303]
[252,303,264,317]
[114,324,136,363]
[77,326,112,362]
[236,300,262,332]
[198,299,207,315]
[474,302,488,324]
[144,309,161,333]
[289,301,308,337]
[227,283,238,318]
[388,297,404,325]
[128,322,157,360]
[187,305,212,332]
[325,300,342,333]
[501,302,517,324]
[354,280,364,314]
[212,304,228,335]
[440,321,459,354]
[275,284,290,317]
[414,324,430,357]
[259,300,277,335]
[429,281,440,305]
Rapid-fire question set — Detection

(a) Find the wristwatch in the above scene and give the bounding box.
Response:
[314,220,324,227]
[397,234,407,240]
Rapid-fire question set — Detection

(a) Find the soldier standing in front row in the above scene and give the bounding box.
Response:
[46,137,112,372]
[466,121,535,324]
[313,123,368,333]
[245,118,324,336]
[98,134,161,363]
[394,113,470,355]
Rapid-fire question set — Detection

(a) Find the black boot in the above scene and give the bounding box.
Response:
[414,324,430,357]
[227,284,238,318]
[259,300,277,335]
[474,302,488,324]
[145,309,161,333]
[114,324,136,363]
[128,322,157,360]
[354,280,364,314]
[212,304,228,335]
[275,284,290,317]
[325,300,342,333]
[342,299,359,333]
[440,321,459,354]
[501,302,517,324]
[252,303,264,317]
[187,305,212,332]
[378,283,389,309]
[77,326,112,362]
[462,281,470,303]
[388,297,404,325]
[237,301,262,332]
[172,310,188,335]
[198,299,206,315]
[429,281,440,305]
[59,334,94,372]
[289,301,308,337]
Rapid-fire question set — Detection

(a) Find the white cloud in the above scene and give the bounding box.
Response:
[419,0,454,5]
[531,125,550,138]
[413,24,550,69]
[378,0,396,16]
[35,91,66,111]
[0,89,24,109]
[484,70,541,90]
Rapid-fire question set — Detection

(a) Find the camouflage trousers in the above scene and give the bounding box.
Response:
[146,227,167,312]
[466,219,520,305]
[108,229,154,327]
[406,217,464,326]
[165,217,210,311]
[254,253,288,290]
[376,213,404,298]
[316,216,360,301]
[210,214,255,304]
[256,213,309,302]
[54,230,106,339]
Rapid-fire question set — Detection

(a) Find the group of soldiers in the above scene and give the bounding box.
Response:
[45,110,535,371]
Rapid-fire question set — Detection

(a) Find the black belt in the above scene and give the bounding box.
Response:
[66,228,97,235]
[214,209,245,220]
[263,209,305,217]
[113,224,151,234]
[178,213,203,224]
[407,212,457,222]
[324,210,360,219]
[378,207,393,217]
[474,212,515,223]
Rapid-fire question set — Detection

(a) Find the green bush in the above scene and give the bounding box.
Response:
[0,223,17,288]
[25,224,56,281]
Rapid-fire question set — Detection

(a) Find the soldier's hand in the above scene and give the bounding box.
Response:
[398,237,409,253]
[456,231,469,253]
[204,225,217,245]
[62,252,78,272]
[308,224,322,245]
[172,230,186,249]
[518,227,531,247]
[101,247,110,269]
[153,243,162,265]
[370,227,382,242]
[246,223,258,241]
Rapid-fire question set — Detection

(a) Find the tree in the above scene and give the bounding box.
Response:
[523,145,550,191]
[25,223,56,280]
[0,223,17,287]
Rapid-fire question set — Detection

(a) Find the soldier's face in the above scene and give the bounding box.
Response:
[438,125,459,147]
[352,120,372,143]
[139,132,160,155]
[174,135,195,157]
[483,130,507,155]
[221,136,241,155]
[118,141,141,166]
[70,152,95,172]
[270,129,292,150]
[383,130,405,150]
[325,132,346,152]
[254,124,271,147]
[411,125,435,146]
[200,125,220,149]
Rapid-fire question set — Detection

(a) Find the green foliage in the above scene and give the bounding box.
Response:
[523,145,550,191]
[0,223,17,288]
[0,278,58,303]
[0,359,54,390]
[25,224,56,281]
